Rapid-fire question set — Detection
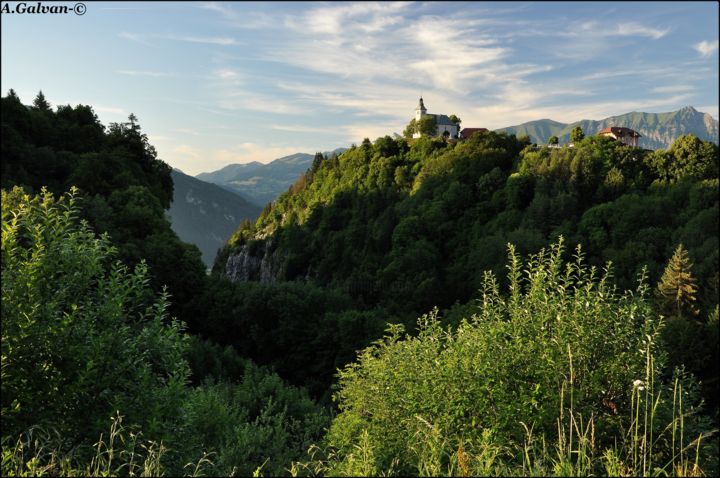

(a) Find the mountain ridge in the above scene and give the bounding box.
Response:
[498,105,718,149]
[197,148,347,206]
[168,169,262,267]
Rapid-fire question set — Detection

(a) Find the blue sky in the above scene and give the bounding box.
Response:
[1,1,718,175]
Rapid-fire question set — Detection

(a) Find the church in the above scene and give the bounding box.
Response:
[413,97,459,139]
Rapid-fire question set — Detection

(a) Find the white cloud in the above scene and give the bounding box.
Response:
[615,22,669,40]
[118,32,238,46]
[159,3,714,172]
[651,85,693,94]
[216,91,307,115]
[116,70,173,77]
[179,36,238,46]
[271,124,328,133]
[288,2,411,36]
[118,31,151,45]
[214,69,241,80]
[95,106,126,115]
[170,127,201,136]
[148,135,174,142]
[694,40,719,57]
[198,1,234,17]
[563,20,669,39]
[174,144,202,159]
[341,122,405,143]
[696,105,719,119]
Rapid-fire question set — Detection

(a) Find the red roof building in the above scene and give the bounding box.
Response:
[598,126,642,147]
[459,128,488,139]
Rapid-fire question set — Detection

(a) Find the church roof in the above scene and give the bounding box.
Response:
[430,114,457,126]
[460,128,488,139]
[598,126,641,137]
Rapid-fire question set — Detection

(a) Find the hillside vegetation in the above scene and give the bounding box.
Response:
[2,90,718,476]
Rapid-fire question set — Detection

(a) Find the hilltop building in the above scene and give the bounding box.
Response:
[413,97,460,139]
[598,126,642,147]
[459,128,488,139]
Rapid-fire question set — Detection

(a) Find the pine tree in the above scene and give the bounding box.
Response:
[32,90,51,111]
[657,244,699,318]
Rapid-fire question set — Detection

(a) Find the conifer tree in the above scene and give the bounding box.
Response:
[32,90,50,111]
[657,244,699,318]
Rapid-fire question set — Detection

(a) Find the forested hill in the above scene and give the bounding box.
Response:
[217,132,719,319]
[3,90,719,476]
[206,130,718,415]
[0,90,207,323]
[499,106,718,149]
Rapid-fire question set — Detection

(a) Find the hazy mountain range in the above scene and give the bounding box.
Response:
[197,148,346,206]
[498,106,718,149]
[168,169,262,267]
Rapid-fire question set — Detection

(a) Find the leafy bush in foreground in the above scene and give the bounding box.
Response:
[1,187,330,476]
[1,186,189,450]
[298,240,716,476]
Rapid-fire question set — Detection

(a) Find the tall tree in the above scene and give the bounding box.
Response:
[32,90,51,112]
[548,135,559,145]
[403,118,417,139]
[417,115,438,137]
[570,126,585,143]
[657,244,699,319]
[448,114,462,128]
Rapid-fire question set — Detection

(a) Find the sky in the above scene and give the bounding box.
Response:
[1,1,718,175]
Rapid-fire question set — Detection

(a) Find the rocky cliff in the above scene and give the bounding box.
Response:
[224,240,286,283]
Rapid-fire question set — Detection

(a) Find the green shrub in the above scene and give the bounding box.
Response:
[1,187,190,450]
[300,239,715,476]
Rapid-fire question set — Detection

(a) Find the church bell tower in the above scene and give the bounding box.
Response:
[415,97,427,121]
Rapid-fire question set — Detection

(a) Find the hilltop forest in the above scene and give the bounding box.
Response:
[2,90,719,476]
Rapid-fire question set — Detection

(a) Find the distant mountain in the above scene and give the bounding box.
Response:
[498,106,718,149]
[168,169,263,267]
[197,148,347,206]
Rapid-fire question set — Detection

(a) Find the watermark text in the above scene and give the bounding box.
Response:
[1,2,86,15]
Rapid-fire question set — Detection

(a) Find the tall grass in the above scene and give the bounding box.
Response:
[1,413,214,477]
[496,341,713,477]
[291,341,716,477]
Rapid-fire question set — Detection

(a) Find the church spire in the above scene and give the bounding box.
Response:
[415,97,427,121]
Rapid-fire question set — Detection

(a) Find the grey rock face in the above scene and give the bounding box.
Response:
[225,240,285,283]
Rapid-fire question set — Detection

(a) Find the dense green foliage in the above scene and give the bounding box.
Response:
[657,244,700,319]
[570,126,585,143]
[220,131,717,315]
[404,116,438,138]
[2,187,188,448]
[1,169,326,476]
[1,91,206,325]
[184,275,390,399]
[2,90,717,476]
[209,130,718,412]
[298,242,717,476]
